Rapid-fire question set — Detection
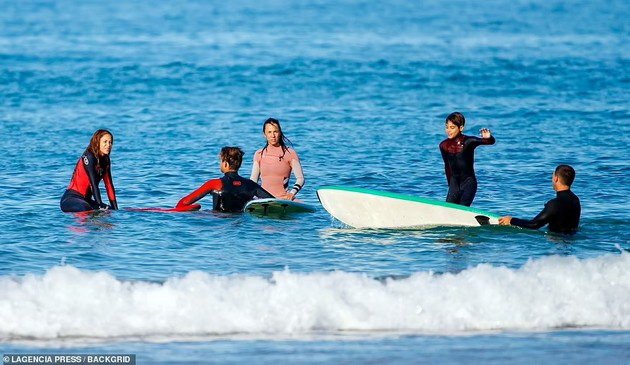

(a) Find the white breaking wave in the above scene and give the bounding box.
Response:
[1,253,629,341]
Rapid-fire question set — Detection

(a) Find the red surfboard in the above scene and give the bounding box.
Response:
[125,204,201,213]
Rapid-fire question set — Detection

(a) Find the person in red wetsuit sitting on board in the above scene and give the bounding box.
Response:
[60,129,118,212]
[177,146,274,213]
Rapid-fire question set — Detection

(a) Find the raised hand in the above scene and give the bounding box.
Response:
[480,128,492,139]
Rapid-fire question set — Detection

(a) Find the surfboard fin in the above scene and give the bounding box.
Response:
[475,215,491,226]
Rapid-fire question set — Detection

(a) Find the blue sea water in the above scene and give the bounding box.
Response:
[1,0,629,363]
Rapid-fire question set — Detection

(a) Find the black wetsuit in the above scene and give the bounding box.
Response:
[177,171,274,213]
[60,150,118,212]
[511,189,581,234]
[440,134,495,206]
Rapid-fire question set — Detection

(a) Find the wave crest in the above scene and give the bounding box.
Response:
[1,253,629,341]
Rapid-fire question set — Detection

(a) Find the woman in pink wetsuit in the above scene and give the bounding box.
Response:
[250,118,305,200]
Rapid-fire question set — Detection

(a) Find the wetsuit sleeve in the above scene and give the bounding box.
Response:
[288,158,305,195]
[466,135,496,149]
[103,164,118,210]
[83,153,106,207]
[440,145,451,185]
[250,153,261,183]
[176,179,222,208]
[511,199,557,230]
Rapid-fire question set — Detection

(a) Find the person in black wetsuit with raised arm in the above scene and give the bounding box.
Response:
[499,165,581,234]
[439,112,495,206]
[176,146,274,213]
[60,129,118,212]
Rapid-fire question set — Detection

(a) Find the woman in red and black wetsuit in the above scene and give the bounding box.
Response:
[439,112,495,206]
[60,129,118,212]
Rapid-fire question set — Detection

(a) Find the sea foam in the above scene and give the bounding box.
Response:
[1,253,628,341]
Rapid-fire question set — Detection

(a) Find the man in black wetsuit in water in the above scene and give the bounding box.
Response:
[176,146,274,212]
[499,165,581,234]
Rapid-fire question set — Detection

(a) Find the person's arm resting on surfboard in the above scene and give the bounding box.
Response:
[176,179,222,208]
[286,159,305,200]
[103,163,118,210]
[508,200,557,230]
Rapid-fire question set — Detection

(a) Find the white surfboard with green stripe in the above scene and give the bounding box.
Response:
[317,186,500,229]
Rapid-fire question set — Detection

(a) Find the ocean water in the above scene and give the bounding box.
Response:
[1,0,629,363]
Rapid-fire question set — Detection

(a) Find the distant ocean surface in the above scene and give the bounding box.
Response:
[1,0,628,364]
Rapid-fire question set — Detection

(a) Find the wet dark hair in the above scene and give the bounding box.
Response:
[555,164,576,186]
[445,112,466,127]
[261,117,293,161]
[88,129,113,157]
[220,146,244,171]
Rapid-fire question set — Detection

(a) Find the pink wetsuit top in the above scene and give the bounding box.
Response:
[253,145,301,199]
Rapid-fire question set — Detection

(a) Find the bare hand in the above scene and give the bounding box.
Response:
[285,193,296,201]
[480,128,492,139]
[498,216,512,226]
